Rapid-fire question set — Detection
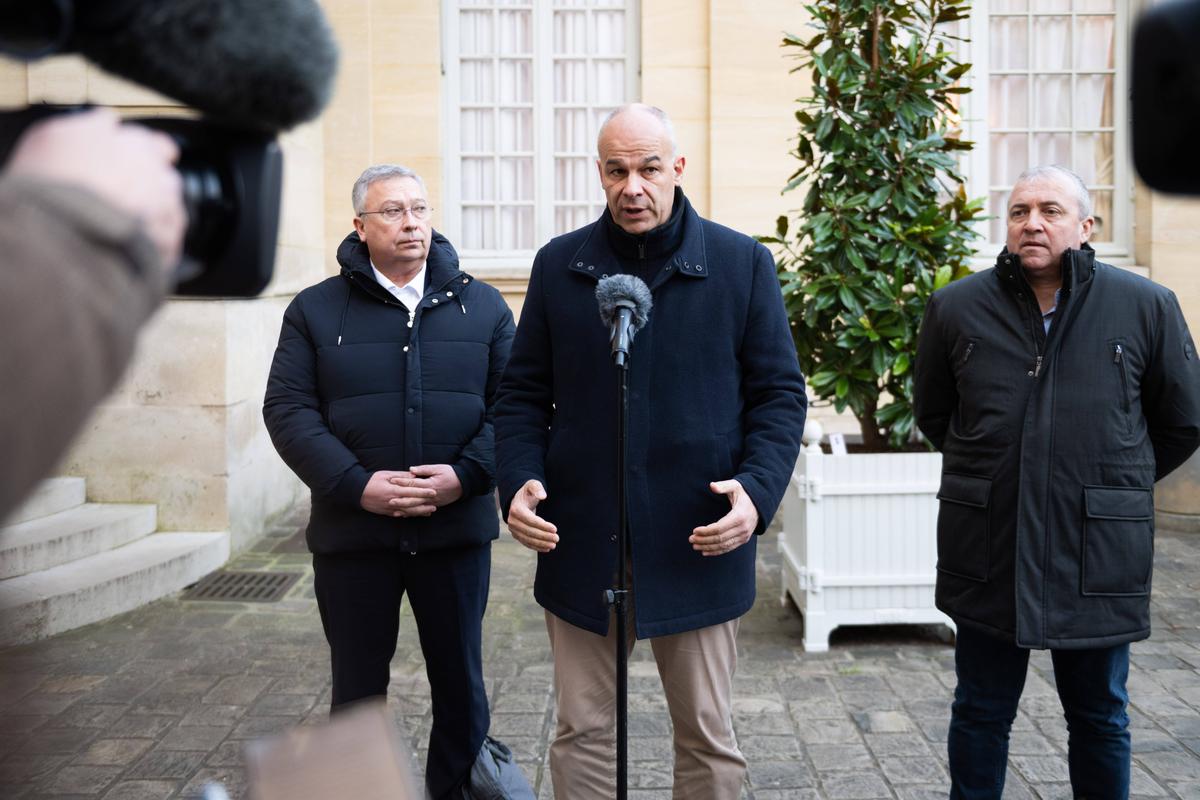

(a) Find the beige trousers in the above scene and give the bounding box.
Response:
[545,608,746,800]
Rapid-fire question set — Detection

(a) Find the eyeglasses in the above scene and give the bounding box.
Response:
[359,204,432,223]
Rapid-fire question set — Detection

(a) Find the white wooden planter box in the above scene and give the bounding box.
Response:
[778,449,955,651]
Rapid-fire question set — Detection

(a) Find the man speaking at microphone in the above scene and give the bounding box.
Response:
[495,104,806,798]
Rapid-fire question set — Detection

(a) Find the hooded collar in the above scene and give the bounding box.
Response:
[995,241,1097,295]
[336,229,470,301]
[568,189,710,284]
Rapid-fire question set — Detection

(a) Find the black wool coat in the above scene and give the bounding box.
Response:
[263,231,515,554]
[915,246,1200,649]
[495,194,807,639]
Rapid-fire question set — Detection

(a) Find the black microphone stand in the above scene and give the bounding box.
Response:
[604,344,631,800]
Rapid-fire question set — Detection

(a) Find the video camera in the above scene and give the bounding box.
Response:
[0,0,337,296]
[1133,0,1200,196]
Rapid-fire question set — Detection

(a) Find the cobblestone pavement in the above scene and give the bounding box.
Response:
[2,507,1199,799]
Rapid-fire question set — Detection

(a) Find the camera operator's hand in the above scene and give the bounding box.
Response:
[5,107,185,268]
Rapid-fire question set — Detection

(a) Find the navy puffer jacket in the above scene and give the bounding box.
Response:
[264,231,515,554]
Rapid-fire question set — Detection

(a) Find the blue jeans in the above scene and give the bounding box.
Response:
[948,624,1131,800]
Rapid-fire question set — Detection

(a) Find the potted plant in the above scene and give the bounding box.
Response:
[760,0,983,650]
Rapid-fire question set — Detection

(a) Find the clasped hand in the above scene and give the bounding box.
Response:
[360,465,462,517]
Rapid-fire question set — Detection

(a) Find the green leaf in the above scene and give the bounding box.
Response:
[893,353,910,375]
[835,376,850,399]
[837,284,857,310]
[846,246,868,272]
[934,265,953,290]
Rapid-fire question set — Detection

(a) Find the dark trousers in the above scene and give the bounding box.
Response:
[948,624,1131,800]
[313,542,491,799]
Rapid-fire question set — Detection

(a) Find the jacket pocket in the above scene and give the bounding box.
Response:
[1081,485,1154,596]
[935,472,991,582]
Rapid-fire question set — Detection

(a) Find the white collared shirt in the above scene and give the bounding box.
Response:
[371,261,426,312]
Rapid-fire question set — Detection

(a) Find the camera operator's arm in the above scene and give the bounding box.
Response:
[0,109,185,521]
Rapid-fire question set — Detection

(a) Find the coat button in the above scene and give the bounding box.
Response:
[446,291,454,297]
[610,535,617,542]
[577,262,584,267]
[463,278,469,284]
[403,346,409,352]
[696,265,704,272]
[601,273,608,278]
[432,298,439,304]
[587,265,595,271]
[408,407,415,414]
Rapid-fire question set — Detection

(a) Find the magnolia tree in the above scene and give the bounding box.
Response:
[761,0,983,450]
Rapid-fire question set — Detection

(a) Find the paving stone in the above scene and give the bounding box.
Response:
[155,725,229,752]
[797,717,860,745]
[1010,754,1071,783]
[179,705,246,728]
[1138,752,1200,780]
[806,743,874,772]
[72,740,154,767]
[864,733,933,758]
[734,711,793,735]
[0,715,50,734]
[99,780,177,800]
[627,761,673,789]
[627,735,672,762]
[16,726,98,755]
[1171,781,1200,800]
[124,749,207,781]
[753,790,820,800]
[103,717,177,740]
[228,716,300,740]
[852,710,914,733]
[18,693,82,716]
[894,786,947,800]
[819,771,892,799]
[879,756,946,784]
[0,754,69,784]
[203,741,244,767]
[1130,764,1170,796]
[739,734,800,761]
[39,765,123,794]
[179,767,246,799]
[747,759,815,789]
[489,712,546,739]
[1008,728,1058,756]
[1134,693,1199,717]
[201,677,272,706]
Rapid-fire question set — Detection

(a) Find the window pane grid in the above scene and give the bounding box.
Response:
[981,3,1119,244]
[449,0,634,255]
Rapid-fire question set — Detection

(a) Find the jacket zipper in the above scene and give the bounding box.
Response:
[1114,343,1131,414]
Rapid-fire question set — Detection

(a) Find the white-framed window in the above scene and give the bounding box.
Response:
[962,0,1130,262]
[442,0,640,272]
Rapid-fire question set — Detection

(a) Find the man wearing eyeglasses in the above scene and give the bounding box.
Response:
[263,164,515,799]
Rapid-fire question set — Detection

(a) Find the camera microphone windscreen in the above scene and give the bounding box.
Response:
[64,0,338,132]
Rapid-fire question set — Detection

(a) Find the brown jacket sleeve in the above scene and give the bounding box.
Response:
[0,175,169,520]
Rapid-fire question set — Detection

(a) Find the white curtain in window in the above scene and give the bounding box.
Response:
[453,0,632,253]
[986,4,1116,243]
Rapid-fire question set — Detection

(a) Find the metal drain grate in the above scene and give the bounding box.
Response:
[182,570,301,602]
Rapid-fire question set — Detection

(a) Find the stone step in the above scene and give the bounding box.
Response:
[0,531,231,647]
[0,504,158,580]
[3,477,86,525]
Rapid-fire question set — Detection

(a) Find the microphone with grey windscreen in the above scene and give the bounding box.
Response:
[596,274,652,368]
